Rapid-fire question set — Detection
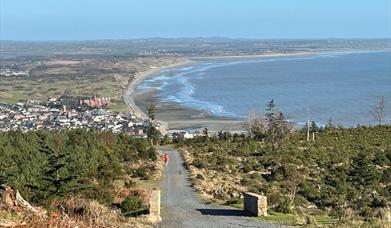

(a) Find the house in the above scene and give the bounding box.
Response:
[57,116,70,123]
[13,114,25,120]
[172,131,193,140]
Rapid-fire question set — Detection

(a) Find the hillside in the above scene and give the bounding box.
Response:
[179,125,391,226]
[0,129,161,227]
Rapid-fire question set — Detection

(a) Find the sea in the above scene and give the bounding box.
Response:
[136,51,391,127]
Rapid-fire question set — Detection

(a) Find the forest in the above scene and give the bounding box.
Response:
[0,129,158,226]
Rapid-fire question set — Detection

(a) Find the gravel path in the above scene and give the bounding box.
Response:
[157,148,283,228]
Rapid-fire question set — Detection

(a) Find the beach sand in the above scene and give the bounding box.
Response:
[127,51,334,132]
[126,49,391,132]
[133,90,244,132]
[124,59,193,120]
[125,59,244,132]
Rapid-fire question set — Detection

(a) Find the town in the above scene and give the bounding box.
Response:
[0,96,150,136]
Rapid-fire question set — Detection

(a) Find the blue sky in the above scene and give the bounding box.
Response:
[1,0,390,40]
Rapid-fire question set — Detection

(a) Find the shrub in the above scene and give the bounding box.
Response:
[242,163,253,173]
[178,125,391,223]
[134,167,148,179]
[196,174,204,180]
[208,146,216,152]
[124,180,136,188]
[275,198,293,214]
[305,215,317,225]
[147,147,157,161]
[120,195,143,214]
[240,177,252,186]
[192,158,206,169]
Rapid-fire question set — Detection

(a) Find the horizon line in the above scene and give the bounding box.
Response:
[1,36,391,43]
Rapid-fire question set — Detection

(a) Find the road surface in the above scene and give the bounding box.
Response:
[157,148,282,228]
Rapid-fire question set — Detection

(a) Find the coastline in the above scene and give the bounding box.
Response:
[189,48,391,60]
[126,49,390,131]
[126,58,244,132]
[190,51,317,60]
[124,59,194,120]
[125,51,320,123]
[133,89,244,132]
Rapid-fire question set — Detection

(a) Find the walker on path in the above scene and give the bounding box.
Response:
[164,153,169,166]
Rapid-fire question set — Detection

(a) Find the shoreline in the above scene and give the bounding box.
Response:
[133,89,244,132]
[124,59,194,120]
[189,48,391,60]
[125,51,321,122]
[126,49,390,131]
[190,51,317,60]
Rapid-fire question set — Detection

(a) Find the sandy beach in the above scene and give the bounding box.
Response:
[124,59,193,120]
[189,48,391,60]
[189,51,318,60]
[133,90,244,132]
[125,51,325,132]
[124,58,245,132]
[126,49,390,132]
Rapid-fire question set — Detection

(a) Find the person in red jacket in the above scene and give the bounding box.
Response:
[164,153,169,165]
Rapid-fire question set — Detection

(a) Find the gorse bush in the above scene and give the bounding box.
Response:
[192,158,206,169]
[180,125,391,222]
[0,129,157,207]
[120,195,143,214]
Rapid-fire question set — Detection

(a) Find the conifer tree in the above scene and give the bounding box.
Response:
[40,140,72,198]
[265,99,290,149]
[147,103,160,145]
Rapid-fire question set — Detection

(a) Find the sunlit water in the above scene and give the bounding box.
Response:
[136,51,391,127]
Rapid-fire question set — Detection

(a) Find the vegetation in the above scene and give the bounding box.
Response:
[256,212,337,226]
[0,55,184,113]
[147,103,161,145]
[371,96,386,126]
[0,129,159,225]
[179,100,391,225]
[120,195,149,217]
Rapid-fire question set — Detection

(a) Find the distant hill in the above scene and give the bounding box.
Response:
[1,38,390,58]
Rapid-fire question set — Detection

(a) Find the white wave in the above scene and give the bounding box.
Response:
[158,73,239,117]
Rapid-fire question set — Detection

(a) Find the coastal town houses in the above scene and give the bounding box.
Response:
[0,98,147,137]
[171,130,194,140]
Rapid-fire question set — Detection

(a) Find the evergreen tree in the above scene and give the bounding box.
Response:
[310,121,319,132]
[147,103,160,145]
[40,140,73,199]
[265,99,277,126]
[326,117,335,129]
[349,150,380,188]
[203,127,209,141]
[147,103,156,122]
[265,99,290,149]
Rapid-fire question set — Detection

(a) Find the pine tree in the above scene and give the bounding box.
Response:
[349,150,380,188]
[203,127,209,141]
[326,117,335,129]
[40,140,73,198]
[310,121,319,132]
[265,99,277,126]
[265,99,290,150]
[147,103,160,145]
[147,103,156,122]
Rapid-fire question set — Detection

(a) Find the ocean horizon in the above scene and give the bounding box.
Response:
[136,50,391,127]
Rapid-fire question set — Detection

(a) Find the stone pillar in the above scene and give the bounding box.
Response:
[243,192,267,216]
[148,190,161,222]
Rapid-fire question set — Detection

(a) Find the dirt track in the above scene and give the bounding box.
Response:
[157,148,283,228]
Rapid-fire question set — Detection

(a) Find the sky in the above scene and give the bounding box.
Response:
[1,0,390,41]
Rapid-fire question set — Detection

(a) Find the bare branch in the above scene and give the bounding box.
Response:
[371,96,386,126]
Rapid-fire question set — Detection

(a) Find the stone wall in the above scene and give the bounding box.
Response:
[148,189,161,222]
[243,192,267,216]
